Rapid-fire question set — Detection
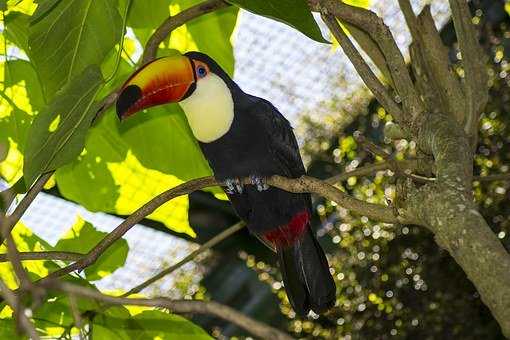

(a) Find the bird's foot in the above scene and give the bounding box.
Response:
[224,178,244,194]
[250,175,269,192]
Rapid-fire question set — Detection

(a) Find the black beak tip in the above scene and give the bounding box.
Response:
[116,84,142,120]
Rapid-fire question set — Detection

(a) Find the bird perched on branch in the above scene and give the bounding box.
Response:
[116,52,336,316]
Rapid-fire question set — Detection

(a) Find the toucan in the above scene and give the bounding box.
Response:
[116,52,336,316]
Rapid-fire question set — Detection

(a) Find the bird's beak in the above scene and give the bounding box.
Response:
[116,55,195,120]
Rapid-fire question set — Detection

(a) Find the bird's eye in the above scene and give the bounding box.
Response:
[197,66,207,78]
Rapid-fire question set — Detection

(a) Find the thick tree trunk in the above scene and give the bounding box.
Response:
[405,114,510,337]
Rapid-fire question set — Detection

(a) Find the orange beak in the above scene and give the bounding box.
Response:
[116,55,196,119]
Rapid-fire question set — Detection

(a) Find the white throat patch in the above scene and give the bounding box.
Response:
[179,73,234,143]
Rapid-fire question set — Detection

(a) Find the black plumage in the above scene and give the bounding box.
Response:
[187,52,336,315]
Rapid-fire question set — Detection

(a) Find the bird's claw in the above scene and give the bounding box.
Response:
[225,178,243,194]
[250,175,269,192]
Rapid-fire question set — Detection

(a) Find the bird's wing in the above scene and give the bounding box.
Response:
[249,97,306,178]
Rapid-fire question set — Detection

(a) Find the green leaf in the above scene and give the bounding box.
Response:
[227,0,327,43]
[93,310,212,340]
[23,65,103,187]
[4,12,30,52]
[4,59,46,113]
[30,0,63,24]
[0,319,17,338]
[180,0,238,76]
[28,0,121,98]
[124,0,170,28]
[120,105,211,181]
[54,216,129,281]
[0,222,55,289]
[55,110,195,236]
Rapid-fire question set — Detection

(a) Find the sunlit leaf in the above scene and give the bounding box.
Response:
[6,0,36,15]
[0,222,54,289]
[93,310,213,340]
[177,0,238,76]
[343,0,371,8]
[56,106,207,236]
[54,216,129,281]
[0,138,23,185]
[227,0,327,43]
[23,65,103,187]
[28,0,121,98]
[4,59,46,113]
[108,150,193,236]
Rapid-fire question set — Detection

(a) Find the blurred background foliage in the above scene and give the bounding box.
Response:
[0,0,509,339]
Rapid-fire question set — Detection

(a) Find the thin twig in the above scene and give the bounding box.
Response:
[0,279,40,340]
[353,132,390,159]
[319,0,425,126]
[3,234,34,291]
[67,293,84,340]
[320,13,405,127]
[0,172,53,245]
[43,281,293,340]
[0,251,83,263]
[448,0,488,137]
[122,221,245,296]
[475,173,510,182]
[325,159,424,184]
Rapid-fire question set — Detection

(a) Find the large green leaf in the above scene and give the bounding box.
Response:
[120,105,211,181]
[124,0,170,28]
[93,310,212,340]
[54,216,129,281]
[28,0,121,98]
[180,0,238,76]
[23,65,103,187]
[55,110,195,236]
[0,59,45,185]
[227,0,327,43]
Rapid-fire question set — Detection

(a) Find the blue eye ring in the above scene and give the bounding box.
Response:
[197,66,207,78]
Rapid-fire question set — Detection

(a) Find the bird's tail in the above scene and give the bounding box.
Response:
[276,224,336,316]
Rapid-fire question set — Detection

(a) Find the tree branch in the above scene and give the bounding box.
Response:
[0,279,40,340]
[44,281,294,340]
[320,13,406,127]
[405,112,510,337]
[38,173,405,283]
[318,0,425,126]
[141,0,229,64]
[0,172,53,245]
[122,221,245,297]
[0,251,83,263]
[448,0,488,138]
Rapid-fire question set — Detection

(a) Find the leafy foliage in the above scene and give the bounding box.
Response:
[23,65,103,186]
[227,0,327,43]
[54,217,129,281]
[28,0,121,98]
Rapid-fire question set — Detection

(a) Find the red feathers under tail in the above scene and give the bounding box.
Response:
[263,211,336,316]
[263,211,310,248]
